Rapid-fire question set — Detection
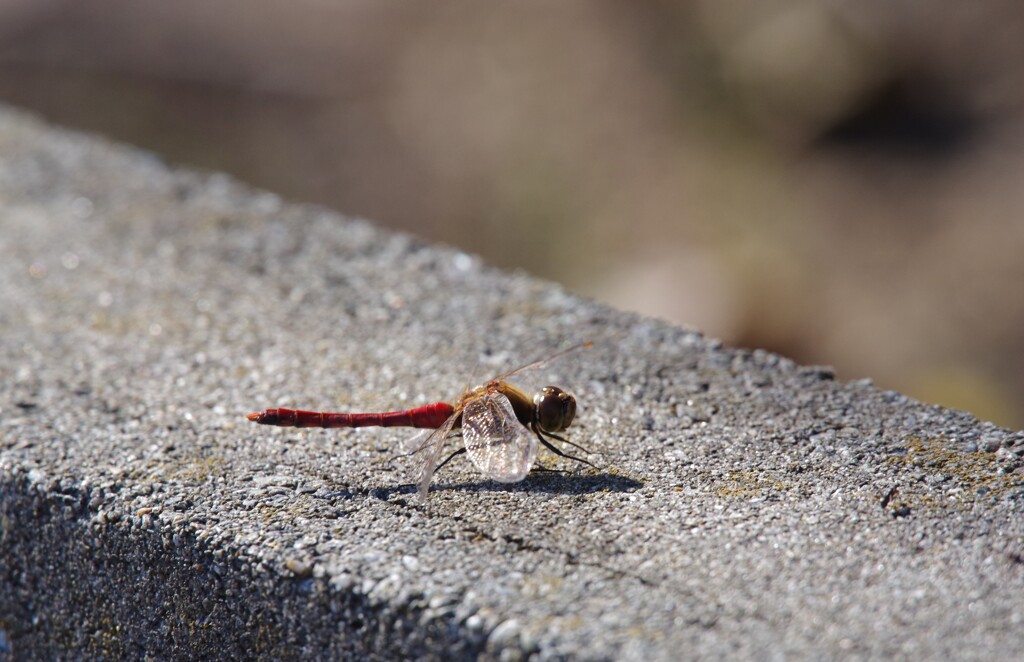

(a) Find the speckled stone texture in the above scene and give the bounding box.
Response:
[1,105,1022,660]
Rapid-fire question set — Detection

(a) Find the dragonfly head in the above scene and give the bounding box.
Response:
[534,386,577,433]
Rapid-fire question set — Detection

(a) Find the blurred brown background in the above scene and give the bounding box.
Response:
[2,0,1022,429]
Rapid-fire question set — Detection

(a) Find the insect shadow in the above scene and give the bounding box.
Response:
[444,470,643,496]
[358,470,643,501]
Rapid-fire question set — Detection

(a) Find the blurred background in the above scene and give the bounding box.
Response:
[1,0,1021,429]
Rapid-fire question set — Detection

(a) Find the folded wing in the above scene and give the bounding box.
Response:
[461,393,538,483]
[402,414,458,499]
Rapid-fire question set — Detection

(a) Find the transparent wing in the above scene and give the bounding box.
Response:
[461,393,538,483]
[401,413,459,499]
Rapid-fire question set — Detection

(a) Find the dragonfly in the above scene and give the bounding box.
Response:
[246,343,594,498]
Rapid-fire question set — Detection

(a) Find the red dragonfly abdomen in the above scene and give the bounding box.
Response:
[247,402,454,429]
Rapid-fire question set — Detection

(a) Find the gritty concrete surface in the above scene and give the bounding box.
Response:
[0,104,1023,660]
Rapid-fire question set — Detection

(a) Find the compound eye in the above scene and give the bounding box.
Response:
[534,386,576,433]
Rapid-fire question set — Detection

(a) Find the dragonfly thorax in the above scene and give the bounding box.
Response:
[471,381,577,434]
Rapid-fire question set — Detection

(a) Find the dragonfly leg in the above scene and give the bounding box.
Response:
[542,430,601,456]
[434,447,467,474]
[532,425,596,468]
